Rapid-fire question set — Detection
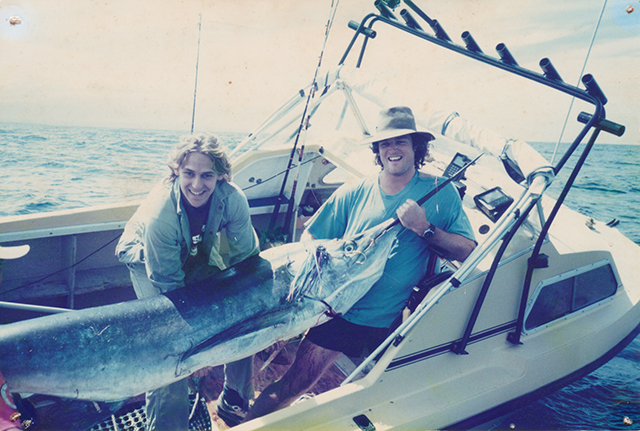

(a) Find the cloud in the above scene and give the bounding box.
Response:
[0,0,637,145]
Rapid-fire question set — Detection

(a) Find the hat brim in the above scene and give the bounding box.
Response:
[361,128,435,145]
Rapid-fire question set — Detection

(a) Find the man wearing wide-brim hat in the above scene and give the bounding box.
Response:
[244,106,477,421]
[362,106,435,187]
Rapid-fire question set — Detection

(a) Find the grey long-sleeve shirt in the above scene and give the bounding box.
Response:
[116,179,260,293]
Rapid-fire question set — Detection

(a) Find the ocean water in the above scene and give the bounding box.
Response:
[487,142,640,431]
[1,123,639,429]
[0,123,247,217]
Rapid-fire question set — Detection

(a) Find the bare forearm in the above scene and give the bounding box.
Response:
[396,199,476,261]
[428,227,476,261]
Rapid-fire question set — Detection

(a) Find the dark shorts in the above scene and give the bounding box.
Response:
[305,316,389,358]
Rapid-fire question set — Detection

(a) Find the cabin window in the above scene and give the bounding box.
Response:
[524,260,618,331]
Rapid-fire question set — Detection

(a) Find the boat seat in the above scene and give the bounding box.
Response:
[405,269,455,314]
[404,249,455,314]
[388,252,454,334]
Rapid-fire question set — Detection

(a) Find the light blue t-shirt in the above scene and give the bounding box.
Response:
[305,171,474,328]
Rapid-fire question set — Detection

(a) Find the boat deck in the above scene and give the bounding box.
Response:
[202,342,351,430]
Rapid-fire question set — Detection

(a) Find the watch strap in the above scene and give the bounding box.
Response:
[421,224,436,241]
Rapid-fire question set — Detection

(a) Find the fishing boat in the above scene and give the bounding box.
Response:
[1,0,638,430]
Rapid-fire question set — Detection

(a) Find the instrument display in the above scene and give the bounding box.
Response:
[474,187,513,222]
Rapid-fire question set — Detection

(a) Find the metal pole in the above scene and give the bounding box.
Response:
[190,14,202,134]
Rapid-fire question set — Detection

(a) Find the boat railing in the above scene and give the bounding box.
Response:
[0,301,69,315]
[227,87,309,159]
[0,203,137,243]
[507,115,625,344]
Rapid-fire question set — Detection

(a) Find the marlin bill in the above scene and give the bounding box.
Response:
[0,221,400,401]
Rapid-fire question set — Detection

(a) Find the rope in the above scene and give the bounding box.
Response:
[551,0,608,163]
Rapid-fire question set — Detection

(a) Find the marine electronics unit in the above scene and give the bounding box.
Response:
[474,187,513,222]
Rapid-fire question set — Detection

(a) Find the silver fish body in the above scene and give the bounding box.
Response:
[0,221,399,401]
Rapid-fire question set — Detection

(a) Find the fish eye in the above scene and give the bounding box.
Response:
[343,241,357,253]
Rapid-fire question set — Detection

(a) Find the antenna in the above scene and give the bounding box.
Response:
[190,14,202,134]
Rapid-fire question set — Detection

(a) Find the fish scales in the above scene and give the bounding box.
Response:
[0,221,400,401]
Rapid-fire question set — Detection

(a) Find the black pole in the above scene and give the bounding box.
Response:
[508,127,602,345]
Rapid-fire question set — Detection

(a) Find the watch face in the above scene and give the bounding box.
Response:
[422,227,435,240]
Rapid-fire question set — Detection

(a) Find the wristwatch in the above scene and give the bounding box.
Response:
[421,224,436,241]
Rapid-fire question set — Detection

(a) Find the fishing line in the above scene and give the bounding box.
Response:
[269,0,341,235]
[552,0,608,163]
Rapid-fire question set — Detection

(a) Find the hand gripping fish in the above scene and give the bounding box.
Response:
[0,221,400,401]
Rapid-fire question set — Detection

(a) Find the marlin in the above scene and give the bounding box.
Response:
[0,221,400,401]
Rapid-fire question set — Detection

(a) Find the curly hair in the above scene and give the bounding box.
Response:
[165,134,232,183]
[370,133,432,170]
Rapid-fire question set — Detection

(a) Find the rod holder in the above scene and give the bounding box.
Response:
[348,20,377,38]
[375,0,397,20]
[402,0,434,26]
[539,58,563,81]
[400,9,423,30]
[401,0,450,40]
[461,31,482,53]
[432,19,451,41]
[577,112,625,136]
[496,43,518,66]
[582,74,608,105]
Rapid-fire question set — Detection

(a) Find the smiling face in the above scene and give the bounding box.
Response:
[174,152,224,208]
[377,134,416,178]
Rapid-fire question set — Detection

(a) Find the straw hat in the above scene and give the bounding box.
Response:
[361,106,435,145]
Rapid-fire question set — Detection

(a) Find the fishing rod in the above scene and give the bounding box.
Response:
[373,152,483,242]
[190,14,202,134]
[269,0,341,237]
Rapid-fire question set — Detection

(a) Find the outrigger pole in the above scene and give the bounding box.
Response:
[190,14,202,134]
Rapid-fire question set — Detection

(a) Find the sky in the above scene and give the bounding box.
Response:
[0,0,638,145]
